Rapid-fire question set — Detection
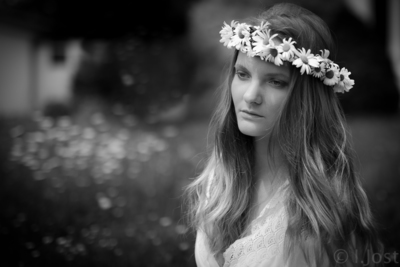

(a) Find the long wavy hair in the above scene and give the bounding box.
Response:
[186,3,382,266]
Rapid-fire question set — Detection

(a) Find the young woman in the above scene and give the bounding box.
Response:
[186,3,382,267]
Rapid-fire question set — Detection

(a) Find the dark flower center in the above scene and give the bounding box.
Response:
[314,67,321,73]
[340,74,345,81]
[282,43,291,52]
[270,48,278,57]
[300,55,308,64]
[325,70,334,79]
[238,31,245,39]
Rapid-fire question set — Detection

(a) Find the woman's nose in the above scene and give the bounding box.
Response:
[243,81,262,105]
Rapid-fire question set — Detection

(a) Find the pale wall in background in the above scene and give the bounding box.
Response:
[0,26,32,115]
[0,24,82,116]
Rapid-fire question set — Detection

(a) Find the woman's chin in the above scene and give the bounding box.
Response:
[238,125,266,137]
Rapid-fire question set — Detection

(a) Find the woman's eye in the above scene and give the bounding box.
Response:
[235,71,249,80]
[269,80,287,88]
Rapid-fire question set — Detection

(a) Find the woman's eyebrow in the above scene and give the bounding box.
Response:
[234,64,249,71]
[263,72,290,80]
[235,63,289,79]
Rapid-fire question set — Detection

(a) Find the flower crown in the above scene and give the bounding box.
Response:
[219,21,354,93]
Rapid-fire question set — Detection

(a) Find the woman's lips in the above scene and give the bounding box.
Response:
[240,110,263,118]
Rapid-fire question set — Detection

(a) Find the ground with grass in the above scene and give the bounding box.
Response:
[1,107,399,266]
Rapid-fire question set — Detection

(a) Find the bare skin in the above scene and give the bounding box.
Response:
[231,51,290,231]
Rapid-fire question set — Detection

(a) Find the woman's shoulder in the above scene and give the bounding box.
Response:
[195,229,220,267]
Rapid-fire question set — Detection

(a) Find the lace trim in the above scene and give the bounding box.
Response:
[222,208,287,267]
[222,182,289,267]
[257,181,288,217]
[204,173,289,267]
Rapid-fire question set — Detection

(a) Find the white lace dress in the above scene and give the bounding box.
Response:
[195,181,290,267]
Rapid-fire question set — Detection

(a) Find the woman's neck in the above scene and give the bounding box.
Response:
[243,135,289,233]
[254,136,288,188]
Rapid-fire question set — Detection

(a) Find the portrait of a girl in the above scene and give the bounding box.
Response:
[186,3,382,266]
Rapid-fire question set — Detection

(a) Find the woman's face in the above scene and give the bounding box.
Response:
[231,52,291,137]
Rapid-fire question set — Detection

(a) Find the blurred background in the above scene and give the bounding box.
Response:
[0,0,399,266]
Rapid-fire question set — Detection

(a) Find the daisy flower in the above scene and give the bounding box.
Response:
[252,29,272,57]
[265,40,284,66]
[320,49,330,59]
[323,65,340,86]
[253,21,270,33]
[219,21,237,47]
[246,48,257,58]
[333,68,355,93]
[315,49,333,66]
[230,23,252,52]
[312,62,326,78]
[253,29,283,64]
[280,38,296,61]
[292,48,319,75]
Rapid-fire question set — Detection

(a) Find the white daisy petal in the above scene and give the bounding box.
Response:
[292,58,303,68]
[274,55,283,66]
[300,65,308,75]
[308,58,320,68]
